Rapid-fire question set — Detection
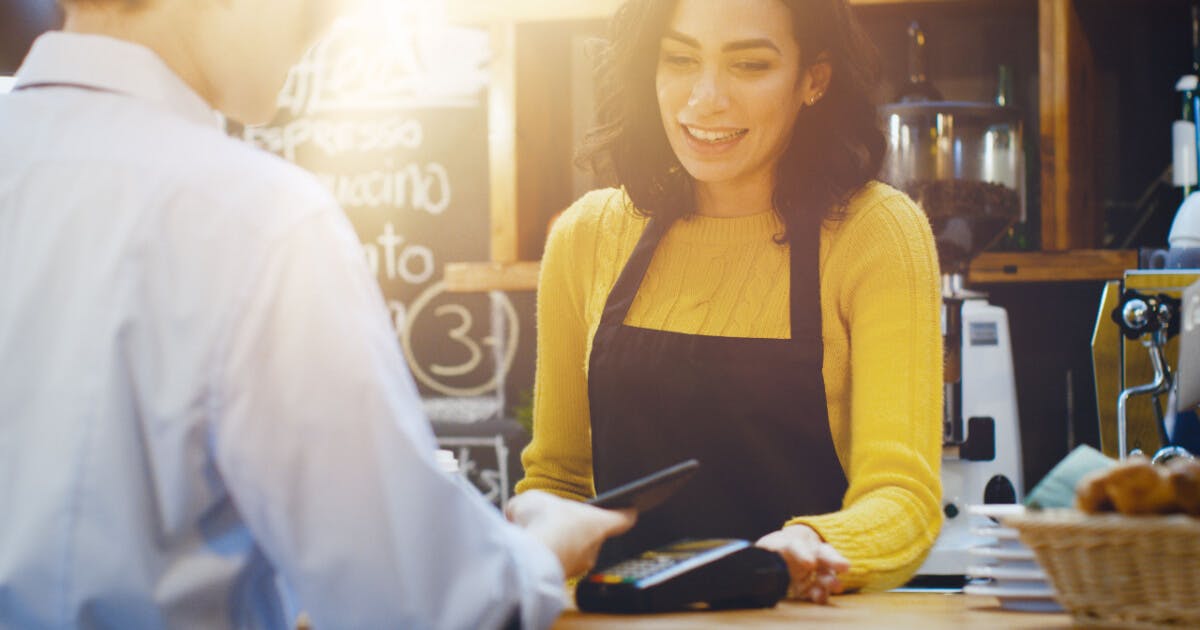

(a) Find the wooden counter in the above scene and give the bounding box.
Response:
[554,592,1077,629]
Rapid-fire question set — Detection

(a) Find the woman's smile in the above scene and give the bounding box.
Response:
[680,123,749,153]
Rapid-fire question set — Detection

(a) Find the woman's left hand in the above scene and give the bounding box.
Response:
[755,524,850,604]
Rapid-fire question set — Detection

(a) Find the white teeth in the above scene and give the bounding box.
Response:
[684,125,746,143]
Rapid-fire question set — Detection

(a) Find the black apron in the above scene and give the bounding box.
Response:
[588,213,849,564]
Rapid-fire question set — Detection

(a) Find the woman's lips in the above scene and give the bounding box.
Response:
[680,124,748,155]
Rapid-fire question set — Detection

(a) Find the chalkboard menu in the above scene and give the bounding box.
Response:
[242,11,522,428]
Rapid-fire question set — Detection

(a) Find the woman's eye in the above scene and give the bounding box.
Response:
[733,60,771,72]
[662,54,698,68]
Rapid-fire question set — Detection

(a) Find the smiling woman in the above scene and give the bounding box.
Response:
[577,0,885,236]
[518,0,945,604]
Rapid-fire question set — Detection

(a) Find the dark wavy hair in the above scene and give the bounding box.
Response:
[578,0,886,241]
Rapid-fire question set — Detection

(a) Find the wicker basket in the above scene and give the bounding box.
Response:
[1005,509,1200,628]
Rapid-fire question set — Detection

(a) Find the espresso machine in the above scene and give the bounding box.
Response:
[879,101,1026,579]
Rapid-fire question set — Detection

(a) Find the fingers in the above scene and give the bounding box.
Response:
[594,507,637,537]
[570,538,606,578]
[756,532,848,605]
[787,568,841,604]
[757,532,818,580]
[815,542,850,574]
[815,570,842,597]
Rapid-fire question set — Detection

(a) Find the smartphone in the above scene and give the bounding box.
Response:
[587,459,700,512]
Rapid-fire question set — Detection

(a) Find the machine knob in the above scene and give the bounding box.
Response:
[1111,290,1181,340]
[1156,302,1174,328]
[1122,299,1149,329]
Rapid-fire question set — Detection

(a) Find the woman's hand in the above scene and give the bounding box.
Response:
[755,524,850,604]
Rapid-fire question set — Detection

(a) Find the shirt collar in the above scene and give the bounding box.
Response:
[14,31,223,129]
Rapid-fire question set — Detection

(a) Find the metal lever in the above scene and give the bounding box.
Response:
[1113,292,1192,460]
[1116,327,1172,459]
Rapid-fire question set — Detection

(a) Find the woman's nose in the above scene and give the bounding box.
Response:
[687,71,729,113]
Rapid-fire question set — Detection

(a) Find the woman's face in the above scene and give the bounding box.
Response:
[655,0,812,192]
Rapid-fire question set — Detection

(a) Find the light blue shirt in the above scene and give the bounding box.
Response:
[0,32,564,630]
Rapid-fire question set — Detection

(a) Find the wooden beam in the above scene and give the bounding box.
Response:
[1039,0,1099,250]
[514,23,578,261]
[445,250,1137,292]
[448,0,621,24]
[447,0,983,25]
[444,261,541,292]
[488,21,519,263]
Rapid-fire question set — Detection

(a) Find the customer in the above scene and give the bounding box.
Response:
[518,0,943,604]
[0,1,632,628]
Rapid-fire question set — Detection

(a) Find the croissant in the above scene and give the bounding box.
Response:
[1074,456,1179,515]
[1104,459,1178,514]
[1074,467,1115,514]
[1168,458,1200,516]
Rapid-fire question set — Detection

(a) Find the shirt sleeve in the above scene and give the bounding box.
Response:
[786,192,945,591]
[515,197,601,501]
[209,205,565,630]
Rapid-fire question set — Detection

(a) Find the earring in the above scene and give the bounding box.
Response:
[808,91,823,106]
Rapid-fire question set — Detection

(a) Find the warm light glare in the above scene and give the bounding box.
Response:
[983,129,996,183]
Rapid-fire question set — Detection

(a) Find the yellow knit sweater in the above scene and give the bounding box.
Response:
[516,182,944,591]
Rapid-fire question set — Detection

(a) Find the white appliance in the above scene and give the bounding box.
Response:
[917,290,1024,579]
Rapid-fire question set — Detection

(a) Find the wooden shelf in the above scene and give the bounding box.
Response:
[969,249,1136,284]
[445,261,540,292]
[445,250,1137,292]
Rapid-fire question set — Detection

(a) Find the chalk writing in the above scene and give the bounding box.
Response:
[243,116,423,161]
[275,16,488,116]
[437,435,511,507]
[315,162,450,215]
[362,222,435,285]
[403,282,519,398]
[240,5,515,410]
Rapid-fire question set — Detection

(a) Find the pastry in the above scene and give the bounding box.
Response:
[1167,458,1200,516]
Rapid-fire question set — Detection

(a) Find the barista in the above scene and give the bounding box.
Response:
[518,0,944,603]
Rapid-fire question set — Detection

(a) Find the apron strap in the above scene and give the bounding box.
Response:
[789,214,824,344]
[597,215,673,330]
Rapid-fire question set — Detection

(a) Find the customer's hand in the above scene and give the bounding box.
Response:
[756,524,849,604]
[505,490,636,578]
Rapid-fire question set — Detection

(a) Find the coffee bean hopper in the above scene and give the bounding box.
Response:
[878,101,1026,581]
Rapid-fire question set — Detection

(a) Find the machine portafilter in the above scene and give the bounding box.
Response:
[1110,289,1193,462]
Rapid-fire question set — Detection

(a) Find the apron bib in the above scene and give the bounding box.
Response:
[587,213,848,563]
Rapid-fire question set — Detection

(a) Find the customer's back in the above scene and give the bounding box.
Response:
[0,3,636,628]
[0,32,355,628]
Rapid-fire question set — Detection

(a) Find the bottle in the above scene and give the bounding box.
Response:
[1173,76,1197,196]
[995,64,1033,251]
[895,21,942,103]
[995,64,1012,108]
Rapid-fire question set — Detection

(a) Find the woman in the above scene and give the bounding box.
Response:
[517,0,943,603]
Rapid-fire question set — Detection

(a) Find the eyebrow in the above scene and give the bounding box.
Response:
[662,30,782,54]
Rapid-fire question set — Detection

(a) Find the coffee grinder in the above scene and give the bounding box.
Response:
[879,101,1026,580]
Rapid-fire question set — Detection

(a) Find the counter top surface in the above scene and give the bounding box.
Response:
[554,591,1078,629]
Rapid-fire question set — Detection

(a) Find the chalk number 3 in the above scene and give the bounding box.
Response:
[401,281,519,397]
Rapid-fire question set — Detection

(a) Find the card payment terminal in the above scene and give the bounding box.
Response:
[575,538,790,613]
